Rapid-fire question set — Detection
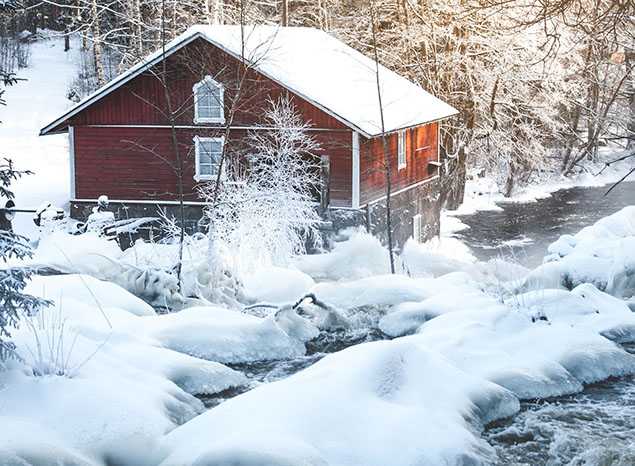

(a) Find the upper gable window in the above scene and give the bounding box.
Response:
[193,76,225,124]
[397,130,407,170]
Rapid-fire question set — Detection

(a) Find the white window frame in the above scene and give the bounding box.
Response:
[397,130,407,170]
[194,135,225,182]
[193,75,225,124]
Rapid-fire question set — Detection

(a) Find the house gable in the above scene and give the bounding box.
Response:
[41,25,457,137]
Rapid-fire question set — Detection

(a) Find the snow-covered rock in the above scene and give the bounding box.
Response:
[139,305,319,364]
[156,339,519,466]
[26,273,156,318]
[379,287,496,337]
[515,283,635,343]
[294,229,393,280]
[243,266,315,304]
[410,305,635,399]
[522,206,635,297]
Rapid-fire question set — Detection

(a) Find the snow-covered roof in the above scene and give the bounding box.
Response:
[40,25,457,138]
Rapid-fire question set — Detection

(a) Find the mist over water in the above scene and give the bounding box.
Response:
[453,181,635,267]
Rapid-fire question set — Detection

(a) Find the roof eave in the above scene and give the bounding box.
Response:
[366,109,459,138]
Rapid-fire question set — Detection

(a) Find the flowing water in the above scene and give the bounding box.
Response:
[452,180,635,267]
[197,180,635,464]
[485,345,635,466]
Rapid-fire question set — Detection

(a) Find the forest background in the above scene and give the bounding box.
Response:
[0,0,633,207]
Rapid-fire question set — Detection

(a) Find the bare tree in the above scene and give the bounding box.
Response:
[368,0,395,273]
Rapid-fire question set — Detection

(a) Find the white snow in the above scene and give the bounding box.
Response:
[0,34,78,241]
[410,305,635,399]
[0,274,247,465]
[156,339,519,466]
[521,206,635,297]
[137,305,319,364]
[242,266,315,304]
[293,228,394,280]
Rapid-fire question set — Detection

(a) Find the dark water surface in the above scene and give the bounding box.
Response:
[485,345,635,466]
[453,180,635,267]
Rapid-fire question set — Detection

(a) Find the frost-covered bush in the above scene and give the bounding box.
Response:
[0,159,49,360]
[203,97,323,277]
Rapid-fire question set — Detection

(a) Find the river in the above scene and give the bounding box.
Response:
[451,180,635,267]
[199,180,635,465]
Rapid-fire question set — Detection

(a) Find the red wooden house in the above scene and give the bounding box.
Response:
[40,25,457,246]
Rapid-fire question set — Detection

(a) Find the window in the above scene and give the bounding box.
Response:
[397,130,407,170]
[193,76,225,124]
[194,136,224,181]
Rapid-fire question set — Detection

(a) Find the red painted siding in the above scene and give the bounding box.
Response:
[359,122,438,204]
[73,125,353,205]
[65,37,356,206]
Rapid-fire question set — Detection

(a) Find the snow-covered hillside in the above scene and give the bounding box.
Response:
[0,33,78,239]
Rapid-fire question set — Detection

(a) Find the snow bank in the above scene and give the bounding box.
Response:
[242,266,315,304]
[401,237,530,288]
[1,274,247,465]
[156,339,519,466]
[312,271,475,310]
[521,206,635,297]
[379,286,495,337]
[139,305,319,364]
[515,283,635,343]
[25,230,122,273]
[401,237,474,278]
[293,229,393,280]
[410,306,635,399]
[26,273,156,317]
[21,232,186,307]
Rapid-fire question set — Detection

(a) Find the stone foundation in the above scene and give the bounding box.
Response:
[71,180,441,251]
[320,179,441,251]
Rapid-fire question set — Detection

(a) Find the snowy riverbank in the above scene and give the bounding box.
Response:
[1,206,634,465]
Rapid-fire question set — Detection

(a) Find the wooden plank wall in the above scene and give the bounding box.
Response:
[359,122,438,204]
[67,38,355,205]
[73,126,353,205]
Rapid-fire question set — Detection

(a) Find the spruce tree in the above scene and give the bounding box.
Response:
[0,159,49,361]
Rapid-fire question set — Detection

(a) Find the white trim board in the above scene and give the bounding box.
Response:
[68,126,76,199]
[71,199,209,206]
[352,131,360,209]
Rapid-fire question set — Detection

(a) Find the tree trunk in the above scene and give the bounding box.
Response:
[282,0,289,26]
[91,0,105,88]
[626,51,635,150]
[370,0,395,274]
